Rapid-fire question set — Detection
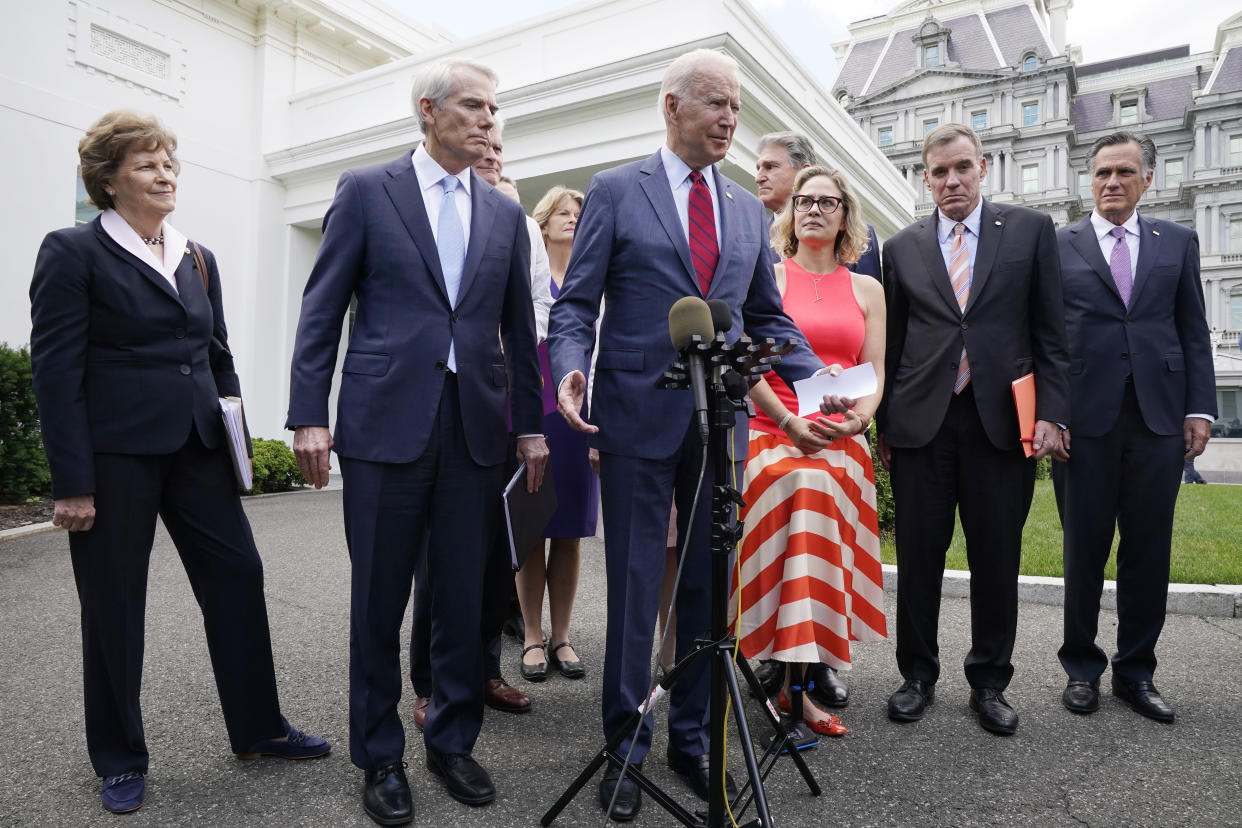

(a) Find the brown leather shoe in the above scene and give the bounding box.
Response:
[484,678,532,714]
[412,696,430,731]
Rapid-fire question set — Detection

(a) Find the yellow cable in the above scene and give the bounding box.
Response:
[722,427,743,828]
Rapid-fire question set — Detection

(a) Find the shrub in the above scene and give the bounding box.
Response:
[869,424,894,533]
[245,437,306,495]
[0,343,51,503]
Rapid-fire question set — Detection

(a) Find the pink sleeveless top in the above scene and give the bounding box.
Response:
[752,260,866,437]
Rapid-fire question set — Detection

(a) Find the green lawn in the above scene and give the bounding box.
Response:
[880,480,1242,586]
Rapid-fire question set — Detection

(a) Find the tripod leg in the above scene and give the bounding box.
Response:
[737,659,822,796]
[540,750,608,827]
[722,652,775,828]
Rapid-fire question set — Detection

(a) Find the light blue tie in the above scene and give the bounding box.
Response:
[438,175,465,372]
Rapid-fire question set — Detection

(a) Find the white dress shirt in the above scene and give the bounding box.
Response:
[659,145,723,243]
[100,208,188,291]
[412,143,472,252]
[936,198,983,276]
[526,214,553,343]
[1090,209,1140,296]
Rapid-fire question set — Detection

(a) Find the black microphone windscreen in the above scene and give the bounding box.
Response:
[668,296,714,351]
[707,299,732,333]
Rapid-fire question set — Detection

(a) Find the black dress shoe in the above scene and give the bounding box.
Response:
[970,688,1019,735]
[666,750,738,802]
[1111,676,1174,723]
[426,748,495,806]
[887,679,935,722]
[520,643,547,682]
[363,762,414,826]
[1062,679,1100,714]
[549,641,586,679]
[808,663,849,709]
[752,660,785,698]
[599,761,642,822]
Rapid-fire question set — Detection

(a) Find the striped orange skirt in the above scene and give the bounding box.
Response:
[730,429,887,669]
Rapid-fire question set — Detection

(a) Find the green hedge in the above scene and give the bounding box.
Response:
[0,344,51,503]
[245,437,307,495]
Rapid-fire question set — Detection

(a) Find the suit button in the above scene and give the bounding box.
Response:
[1121,353,1129,360]
[961,322,968,330]
[435,360,447,371]
[451,312,460,323]
[175,328,186,339]
[179,364,191,375]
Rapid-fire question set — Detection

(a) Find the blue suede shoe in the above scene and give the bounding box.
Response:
[236,717,330,760]
[101,771,145,814]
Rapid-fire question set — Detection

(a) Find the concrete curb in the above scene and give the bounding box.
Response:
[880,564,1242,618]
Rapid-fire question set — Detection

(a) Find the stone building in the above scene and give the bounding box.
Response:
[832,0,1242,474]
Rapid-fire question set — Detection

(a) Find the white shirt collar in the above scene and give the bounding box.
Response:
[413,143,472,197]
[1090,209,1140,241]
[660,145,716,193]
[936,198,984,243]
[100,208,188,289]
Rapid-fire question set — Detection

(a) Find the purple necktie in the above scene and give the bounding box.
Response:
[1108,225,1132,308]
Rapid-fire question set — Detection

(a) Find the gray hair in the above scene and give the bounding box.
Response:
[921,122,983,165]
[411,59,499,133]
[659,49,740,117]
[757,131,815,169]
[1088,131,1157,175]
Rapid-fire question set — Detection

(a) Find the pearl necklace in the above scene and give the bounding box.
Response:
[141,235,164,245]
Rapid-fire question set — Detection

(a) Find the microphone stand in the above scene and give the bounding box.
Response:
[541,333,822,828]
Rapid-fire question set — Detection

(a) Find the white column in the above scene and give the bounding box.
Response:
[1195,125,1206,168]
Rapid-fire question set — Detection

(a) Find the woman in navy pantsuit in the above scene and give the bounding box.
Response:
[29,110,327,815]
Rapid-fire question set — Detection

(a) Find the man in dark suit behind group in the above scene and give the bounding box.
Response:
[548,48,826,821]
[286,59,547,825]
[1054,131,1215,723]
[876,123,1070,736]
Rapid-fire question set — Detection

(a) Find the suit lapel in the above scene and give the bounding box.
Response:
[1067,216,1124,305]
[382,153,450,304]
[966,200,1001,315]
[460,171,497,304]
[708,167,735,299]
[638,152,695,287]
[1131,214,1162,307]
[93,221,183,306]
[915,213,958,314]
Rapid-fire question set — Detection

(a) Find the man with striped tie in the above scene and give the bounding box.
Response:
[875,123,1070,736]
[548,48,826,821]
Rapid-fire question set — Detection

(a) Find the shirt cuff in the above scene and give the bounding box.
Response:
[515,433,544,439]
[1186,413,1215,422]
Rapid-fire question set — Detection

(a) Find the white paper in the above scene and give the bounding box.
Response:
[218,397,253,490]
[792,362,878,417]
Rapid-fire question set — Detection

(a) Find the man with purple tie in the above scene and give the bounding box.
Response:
[1053,132,1215,722]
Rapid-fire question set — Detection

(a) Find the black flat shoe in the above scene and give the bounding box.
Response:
[1111,676,1174,723]
[752,660,784,698]
[970,688,1019,735]
[549,641,585,679]
[808,663,849,709]
[599,761,642,822]
[887,679,934,722]
[363,761,414,826]
[666,750,738,802]
[426,749,495,806]
[519,643,547,682]
[1062,679,1100,714]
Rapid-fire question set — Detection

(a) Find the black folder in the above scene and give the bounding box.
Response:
[503,462,557,572]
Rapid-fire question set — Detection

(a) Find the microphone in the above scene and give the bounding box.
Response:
[668,296,714,446]
[707,299,732,333]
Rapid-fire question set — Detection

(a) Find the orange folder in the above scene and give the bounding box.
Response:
[1011,372,1036,458]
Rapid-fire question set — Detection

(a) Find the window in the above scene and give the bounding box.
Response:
[1022,164,1039,194]
[878,126,893,147]
[971,110,988,132]
[1216,388,1242,438]
[75,176,99,226]
[924,118,939,135]
[1022,53,1038,71]
[1231,135,1242,164]
[924,44,940,68]
[1119,100,1138,125]
[1078,171,1091,199]
[1022,102,1039,126]
[1231,218,1242,254]
[1165,158,1183,189]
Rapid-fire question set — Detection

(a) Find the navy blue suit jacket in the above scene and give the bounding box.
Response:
[30,218,237,499]
[286,152,540,466]
[1058,215,1215,437]
[548,151,821,459]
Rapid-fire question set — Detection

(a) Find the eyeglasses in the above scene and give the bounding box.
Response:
[791,195,843,214]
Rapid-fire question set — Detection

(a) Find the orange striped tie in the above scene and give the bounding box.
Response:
[950,222,971,393]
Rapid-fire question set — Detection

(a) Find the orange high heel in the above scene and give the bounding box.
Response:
[778,690,847,737]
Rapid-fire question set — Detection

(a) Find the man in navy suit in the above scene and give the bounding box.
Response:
[286,59,547,824]
[548,49,826,821]
[1054,132,1215,722]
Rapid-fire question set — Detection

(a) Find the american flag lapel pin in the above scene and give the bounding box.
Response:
[1152,230,1160,236]
[726,190,733,199]
[994,220,1002,226]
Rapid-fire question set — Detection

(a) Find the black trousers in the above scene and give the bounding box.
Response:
[340,374,503,768]
[1053,382,1183,683]
[890,385,1034,690]
[69,429,283,777]
[409,435,516,697]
